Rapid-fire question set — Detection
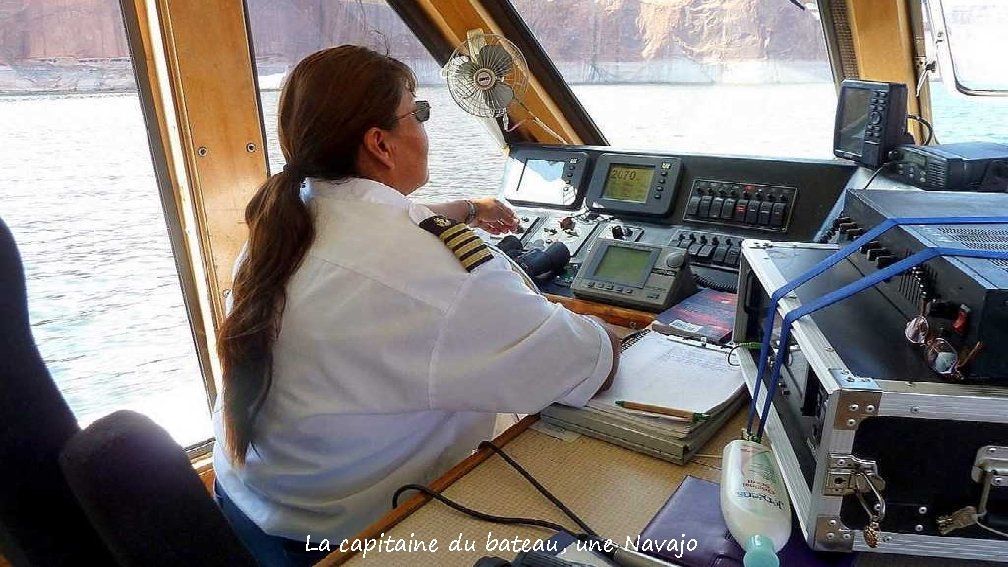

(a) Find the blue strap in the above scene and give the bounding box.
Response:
[754,245,1008,441]
[747,215,1008,437]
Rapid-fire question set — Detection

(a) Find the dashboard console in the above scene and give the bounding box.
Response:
[497,144,857,307]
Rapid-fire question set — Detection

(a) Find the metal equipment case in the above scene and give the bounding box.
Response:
[734,240,1008,562]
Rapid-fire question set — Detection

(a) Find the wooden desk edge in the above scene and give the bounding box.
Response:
[546,294,655,330]
[316,415,540,566]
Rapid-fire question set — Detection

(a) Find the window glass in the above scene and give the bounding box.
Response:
[927,0,1008,92]
[246,0,506,203]
[922,3,1008,143]
[0,4,210,445]
[509,0,837,158]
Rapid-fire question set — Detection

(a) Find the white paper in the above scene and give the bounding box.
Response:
[589,332,744,416]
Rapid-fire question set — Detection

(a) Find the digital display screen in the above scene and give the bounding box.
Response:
[513,158,575,206]
[592,245,653,286]
[602,165,653,203]
[838,88,871,155]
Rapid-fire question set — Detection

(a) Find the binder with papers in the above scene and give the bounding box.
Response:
[540,330,747,464]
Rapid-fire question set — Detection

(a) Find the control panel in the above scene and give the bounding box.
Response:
[585,153,682,217]
[495,143,856,307]
[572,239,696,312]
[516,213,605,263]
[683,179,796,232]
[670,228,744,270]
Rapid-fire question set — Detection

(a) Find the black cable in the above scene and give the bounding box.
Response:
[390,440,603,544]
[391,484,588,540]
[694,271,737,294]
[861,161,898,191]
[477,440,601,539]
[788,0,807,9]
[727,342,762,367]
[907,114,934,145]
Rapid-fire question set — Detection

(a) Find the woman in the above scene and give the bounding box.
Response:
[212,45,619,565]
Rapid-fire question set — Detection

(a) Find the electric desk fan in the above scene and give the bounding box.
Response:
[443,29,566,142]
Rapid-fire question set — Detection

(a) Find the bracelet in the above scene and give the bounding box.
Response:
[464,200,478,225]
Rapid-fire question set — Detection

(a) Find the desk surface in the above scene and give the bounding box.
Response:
[323,408,1004,567]
[324,410,737,566]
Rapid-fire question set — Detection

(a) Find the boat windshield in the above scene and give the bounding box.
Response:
[508,0,838,158]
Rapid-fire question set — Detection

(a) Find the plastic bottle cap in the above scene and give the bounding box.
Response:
[742,534,779,567]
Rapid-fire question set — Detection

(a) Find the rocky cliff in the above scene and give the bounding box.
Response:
[0,0,828,91]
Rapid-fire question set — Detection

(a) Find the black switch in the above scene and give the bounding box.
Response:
[758,201,773,225]
[745,200,761,224]
[860,241,881,254]
[686,195,702,216]
[688,241,703,256]
[611,225,625,239]
[698,196,713,217]
[770,203,787,228]
[734,199,749,222]
[721,197,736,220]
[866,247,889,262]
[712,245,730,264]
[709,196,725,218]
[876,254,897,269]
[725,249,741,267]
[676,233,692,249]
[697,244,715,260]
[845,227,865,240]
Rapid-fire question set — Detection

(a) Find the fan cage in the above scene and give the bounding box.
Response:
[445,34,530,119]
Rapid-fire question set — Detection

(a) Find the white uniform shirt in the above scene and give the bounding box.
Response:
[212,177,613,541]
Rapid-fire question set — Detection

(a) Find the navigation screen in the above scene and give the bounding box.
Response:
[602,165,653,203]
[514,158,574,206]
[838,88,871,155]
[593,245,652,285]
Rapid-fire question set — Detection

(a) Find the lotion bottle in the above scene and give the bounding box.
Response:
[720,439,791,567]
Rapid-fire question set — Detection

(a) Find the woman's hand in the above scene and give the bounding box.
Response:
[470,198,520,235]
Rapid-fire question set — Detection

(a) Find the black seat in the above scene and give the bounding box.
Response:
[0,216,115,565]
[0,215,254,566]
[59,410,256,566]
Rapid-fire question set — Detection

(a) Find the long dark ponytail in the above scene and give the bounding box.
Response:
[218,46,415,465]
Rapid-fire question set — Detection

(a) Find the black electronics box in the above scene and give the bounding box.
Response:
[888,142,1008,192]
[839,189,1008,380]
[735,241,1008,560]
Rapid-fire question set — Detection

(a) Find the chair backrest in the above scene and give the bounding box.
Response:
[59,410,256,567]
[0,216,115,565]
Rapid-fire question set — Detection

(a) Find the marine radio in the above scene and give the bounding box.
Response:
[887,142,1008,192]
[571,238,696,312]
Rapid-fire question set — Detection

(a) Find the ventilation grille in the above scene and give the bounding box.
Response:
[830,2,859,79]
[926,162,946,184]
[936,226,1008,273]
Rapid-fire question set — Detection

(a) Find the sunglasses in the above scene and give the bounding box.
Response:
[904,311,982,381]
[397,100,430,123]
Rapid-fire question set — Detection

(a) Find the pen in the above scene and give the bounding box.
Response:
[615,400,708,423]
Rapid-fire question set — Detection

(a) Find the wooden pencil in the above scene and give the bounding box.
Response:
[615,400,709,423]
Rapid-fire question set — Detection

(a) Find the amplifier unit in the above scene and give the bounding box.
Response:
[835,189,1008,380]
